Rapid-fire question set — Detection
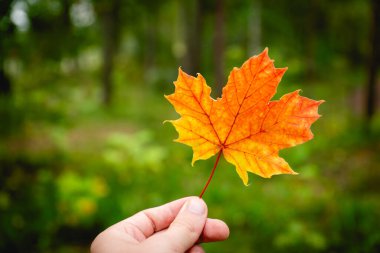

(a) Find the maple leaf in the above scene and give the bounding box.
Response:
[165,48,323,195]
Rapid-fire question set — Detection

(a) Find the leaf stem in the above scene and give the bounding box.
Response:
[199,149,223,198]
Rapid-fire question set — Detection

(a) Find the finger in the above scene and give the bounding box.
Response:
[91,227,139,253]
[200,218,230,243]
[144,197,207,252]
[187,245,205,253]
[114,197,192,241]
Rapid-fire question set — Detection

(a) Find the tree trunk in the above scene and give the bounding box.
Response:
[61,0,71,28]
[247,0,261,56]
[182,0,204,76]
[99,0,121,107]
[143,12,157,86]
[214,0,225,97]
[0,0,13,97]
[305,0,317,80]
[366,0,380,126]
[0,68,11,96]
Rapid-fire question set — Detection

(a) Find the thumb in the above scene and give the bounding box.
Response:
[144,197,207,253]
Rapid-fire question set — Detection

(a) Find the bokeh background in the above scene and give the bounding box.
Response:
[1,0,380,252]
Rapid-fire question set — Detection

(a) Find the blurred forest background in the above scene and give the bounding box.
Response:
[1,0,380,252]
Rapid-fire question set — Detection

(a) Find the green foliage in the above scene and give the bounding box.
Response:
[1,0,379,252]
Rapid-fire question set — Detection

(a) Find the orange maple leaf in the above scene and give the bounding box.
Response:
[165,48,323,194]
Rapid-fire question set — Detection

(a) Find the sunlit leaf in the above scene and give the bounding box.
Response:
[166,48,323,185]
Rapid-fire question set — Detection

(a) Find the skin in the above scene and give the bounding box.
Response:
[91,196,230,253]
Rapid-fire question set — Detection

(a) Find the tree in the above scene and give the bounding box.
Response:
[0,0,14,97]
[213,0,225,96]
[95,0,121,107]
[366,0,380,125]
[184,0,205,76]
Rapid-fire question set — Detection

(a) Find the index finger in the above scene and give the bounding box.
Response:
[114,197,191,241]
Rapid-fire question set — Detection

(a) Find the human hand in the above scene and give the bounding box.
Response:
[91,197,229,253]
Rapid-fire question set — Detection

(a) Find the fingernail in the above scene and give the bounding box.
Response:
[187,198,206,215]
